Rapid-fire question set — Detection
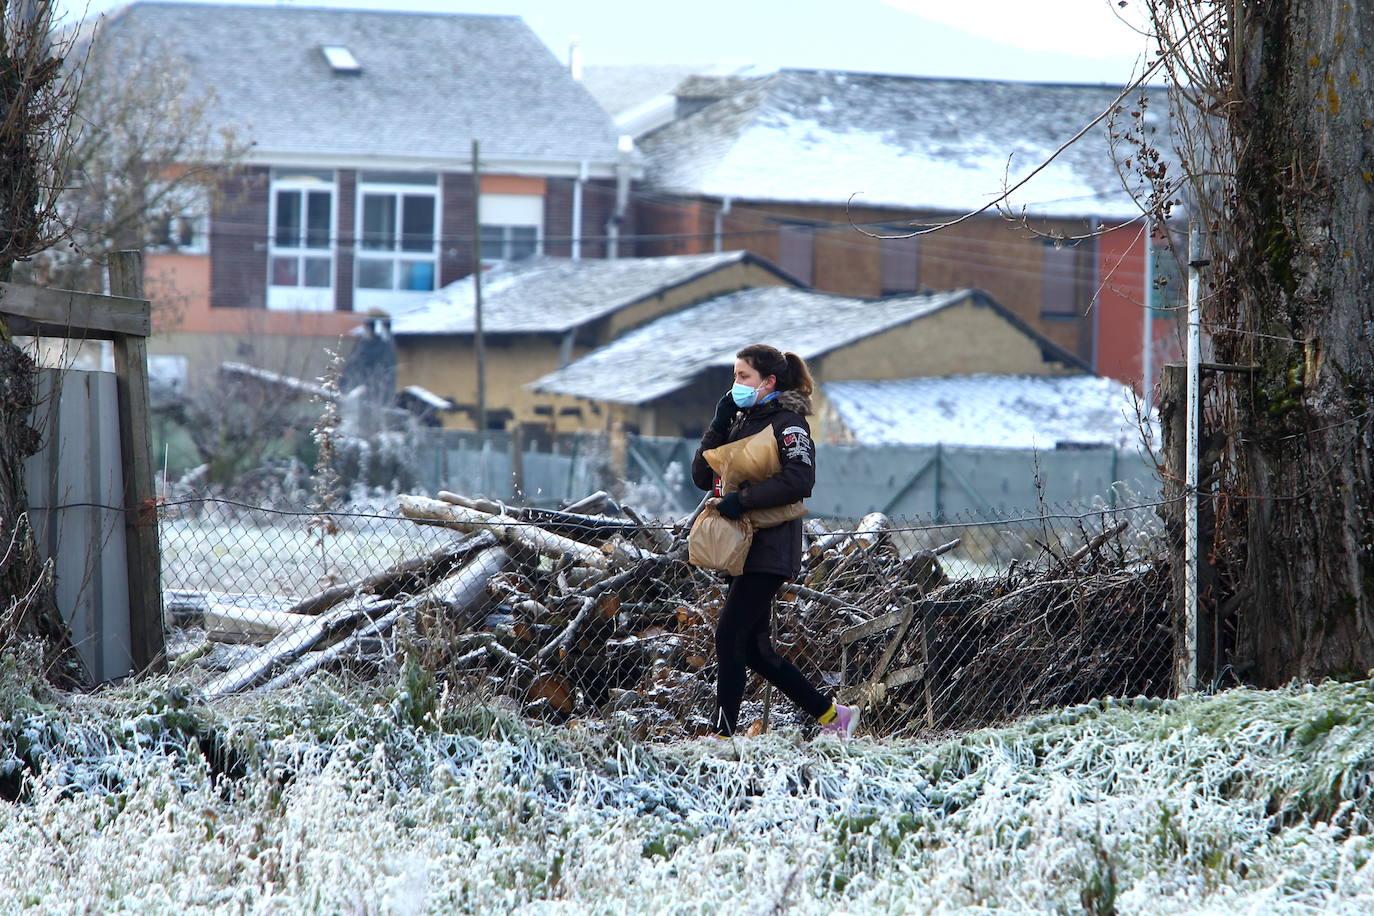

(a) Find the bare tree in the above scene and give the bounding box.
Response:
[0,0,82,662]
[1144,0,1374,684]
[18,25,247,306]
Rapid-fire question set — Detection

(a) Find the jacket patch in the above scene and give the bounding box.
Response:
[781,425,813,466]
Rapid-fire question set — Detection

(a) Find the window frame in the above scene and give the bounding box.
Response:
[147,183,210,255]
[267,170,336,311]
[478,192,544,264]
[355,175,440,295]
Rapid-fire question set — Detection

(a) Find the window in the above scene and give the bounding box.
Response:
[480,225,539,262]
[320,45,361,74]
[777,222,815,286]
[879,228,920,294]
[1040,239,1084,318]
[268,169,335,310]
[148,184,209,254]
[357,172,439,294]
[479,193,543,262]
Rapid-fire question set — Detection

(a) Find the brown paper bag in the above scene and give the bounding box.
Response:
[687,501,753,576]
[703,426,807,530]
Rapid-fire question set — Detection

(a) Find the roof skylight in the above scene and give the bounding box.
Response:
[320,45,361,74]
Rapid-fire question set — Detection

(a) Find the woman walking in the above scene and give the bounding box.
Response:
[691,344,859,739]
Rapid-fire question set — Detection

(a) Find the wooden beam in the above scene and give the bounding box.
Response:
[838,608,909,645]
[0,280,150,338]
[110,251,166,674]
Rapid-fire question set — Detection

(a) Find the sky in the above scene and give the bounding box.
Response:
[53,0,1158,85]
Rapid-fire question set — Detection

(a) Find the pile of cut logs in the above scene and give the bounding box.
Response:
[184,490,1172,739]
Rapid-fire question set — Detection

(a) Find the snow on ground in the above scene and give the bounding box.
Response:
[824,374,1153,450]
[4,658,1374,914]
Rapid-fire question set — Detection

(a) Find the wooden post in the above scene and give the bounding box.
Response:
[608,418,627,501]
[1159,364,1189,694]
[471,139,487,433]
[109,251,166,674]
[511,423,526,501]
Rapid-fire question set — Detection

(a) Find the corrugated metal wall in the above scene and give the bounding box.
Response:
[24,368,133,682]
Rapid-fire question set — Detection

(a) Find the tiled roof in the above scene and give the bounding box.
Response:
[91,2,622,164]
[530,287,981,404]
[390,251,790,336]
[641,68,1173,218]
[824,375,1148,449]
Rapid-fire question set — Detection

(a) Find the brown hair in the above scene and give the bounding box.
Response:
[736,343,814,397]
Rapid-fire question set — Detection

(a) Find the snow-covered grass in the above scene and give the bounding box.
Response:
[160,512,452,597]
[4,654,1374,914]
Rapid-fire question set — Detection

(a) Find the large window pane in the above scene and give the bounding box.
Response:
[271,256,298,286]
[358,259,393,289]
[274,191,301,248]
[510,226,538,260]
[401,195,435,252]
[306,192,332,249]
[362,195,396,251]
[303,258,332,288]
[400,261,435,291]
[480,225,505,261]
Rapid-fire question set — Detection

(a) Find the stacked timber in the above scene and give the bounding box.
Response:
[187,489,1170,739]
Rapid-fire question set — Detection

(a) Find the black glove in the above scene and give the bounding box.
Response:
[716,491,745,520]
[710,392,737,434]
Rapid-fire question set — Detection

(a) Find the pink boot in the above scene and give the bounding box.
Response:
[819,703,860,738]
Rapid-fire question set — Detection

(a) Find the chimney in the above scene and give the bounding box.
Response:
[568,36,583,81]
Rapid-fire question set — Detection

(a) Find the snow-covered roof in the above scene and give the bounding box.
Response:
[641,69,1172,219]
[580,62,753,136]
[401,385,455,411]
[220,362,332,401]
[531,287,1009,405]
[391,251,796,336]
[91,3,622,165]
[824,375,1148,449]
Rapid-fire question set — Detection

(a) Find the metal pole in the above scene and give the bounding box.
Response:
[1183,223,1203,693]
[471,139,486,432]
[1141,222,1154,414]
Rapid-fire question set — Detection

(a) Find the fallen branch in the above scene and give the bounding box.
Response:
[256,603,409,692]
[400,494,609,569]
[204,597,397,699]
[284,531,497,617]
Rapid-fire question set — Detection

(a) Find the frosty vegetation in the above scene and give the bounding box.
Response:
[3,645,1374,914]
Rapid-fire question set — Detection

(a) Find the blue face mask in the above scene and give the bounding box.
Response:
[731,382,763,408]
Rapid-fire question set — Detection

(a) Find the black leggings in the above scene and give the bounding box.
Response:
[714,572,831,735]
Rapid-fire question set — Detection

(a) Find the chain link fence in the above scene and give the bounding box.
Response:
[155,489,1176,740]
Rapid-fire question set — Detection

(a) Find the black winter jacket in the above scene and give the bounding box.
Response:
[691,389,816,579]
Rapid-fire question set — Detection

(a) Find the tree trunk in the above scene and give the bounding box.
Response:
[0,0,80,668]
[1220,1,1374,684]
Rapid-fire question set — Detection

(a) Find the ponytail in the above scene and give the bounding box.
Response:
[736,343,814,396]
[782,351,814,397]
